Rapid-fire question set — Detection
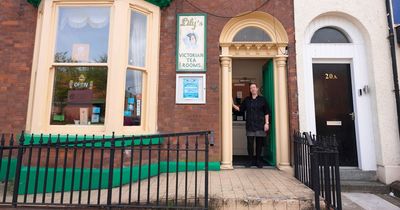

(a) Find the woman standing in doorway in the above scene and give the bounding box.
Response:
[233,83,270,168]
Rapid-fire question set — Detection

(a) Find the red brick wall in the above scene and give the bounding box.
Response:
[0,0,37,133]
[157,0,298,162]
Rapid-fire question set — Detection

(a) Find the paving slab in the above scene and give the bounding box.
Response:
[343,193,400,210]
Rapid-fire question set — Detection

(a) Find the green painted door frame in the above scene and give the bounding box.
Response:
[262,60,276,166]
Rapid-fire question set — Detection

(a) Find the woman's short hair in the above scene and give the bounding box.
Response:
[249,82,258,88]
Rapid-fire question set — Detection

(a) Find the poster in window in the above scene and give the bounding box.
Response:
[183,78,199,99]
[176,14,207,72]
[137,100,141,116]
[72,44,90,62]
[176,74,206,104]
[124,111,132,117]
[92,106,100,114]
[127,97,135,104]
[80,108,89,125]
[91,114,99,123]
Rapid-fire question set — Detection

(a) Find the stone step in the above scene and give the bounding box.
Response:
[210,198,315,210]
[340,168,377,181]
[341,180,390,194]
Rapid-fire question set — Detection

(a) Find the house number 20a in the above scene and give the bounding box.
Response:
[325,73,338,80]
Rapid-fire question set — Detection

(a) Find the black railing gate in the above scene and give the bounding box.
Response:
[294,131,342,210]
[0,131,212,209]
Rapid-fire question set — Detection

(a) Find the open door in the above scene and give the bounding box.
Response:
[262,60,276,166]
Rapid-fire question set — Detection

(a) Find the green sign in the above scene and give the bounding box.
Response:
[176,14,207,72]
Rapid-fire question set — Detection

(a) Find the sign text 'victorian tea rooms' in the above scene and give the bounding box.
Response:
[179,53,203,68]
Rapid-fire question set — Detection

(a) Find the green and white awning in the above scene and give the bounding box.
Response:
[27,0,172,8]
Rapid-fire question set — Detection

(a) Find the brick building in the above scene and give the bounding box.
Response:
[0,0,296,170]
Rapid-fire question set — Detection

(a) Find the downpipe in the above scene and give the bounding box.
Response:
[385,0,400,138]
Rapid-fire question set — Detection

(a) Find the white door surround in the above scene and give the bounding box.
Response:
[297,14,377,170]
[219,11,291,170]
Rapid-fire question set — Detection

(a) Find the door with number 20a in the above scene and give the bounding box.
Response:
[313,64,358,166]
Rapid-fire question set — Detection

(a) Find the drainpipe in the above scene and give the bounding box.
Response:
[385,0,400,137]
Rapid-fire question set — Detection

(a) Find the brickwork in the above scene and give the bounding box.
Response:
[0,0,37,134]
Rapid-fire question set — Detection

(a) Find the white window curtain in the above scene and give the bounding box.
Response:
[59,7,109,30]
[128,11,147,67]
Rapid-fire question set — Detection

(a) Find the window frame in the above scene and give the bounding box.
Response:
[52,5,112,65]
[121,4,153,132]
[232,26,272,42]
[310,26,352,44]
[27,0,160,135]
[47,2,113,133]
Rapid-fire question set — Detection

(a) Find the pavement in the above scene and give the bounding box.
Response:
[342,193,400,210]
[4,168,399,209]
[0,168,315,209]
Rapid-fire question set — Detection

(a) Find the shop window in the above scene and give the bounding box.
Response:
[28,0,160,133]
[128,11,147,67]
[124,70,143,126]
[54,7,110,63]
[50,66,108,125]
[233,26,271,42]
[124,10,147,126]
[51,6,110,125]
[311,27,351,43]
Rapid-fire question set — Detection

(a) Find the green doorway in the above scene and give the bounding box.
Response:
[231,58,276,167]
[262,60,276,166]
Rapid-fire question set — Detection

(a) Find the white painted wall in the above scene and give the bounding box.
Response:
[295,0,400,184]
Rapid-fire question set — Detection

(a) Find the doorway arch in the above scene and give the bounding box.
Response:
[219,11,291,170]
[298,13,377,170]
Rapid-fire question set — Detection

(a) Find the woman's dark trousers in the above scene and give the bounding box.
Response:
[247,136,264,167]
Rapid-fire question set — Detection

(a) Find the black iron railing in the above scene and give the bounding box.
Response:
[294,131,342,210]
[0,131,212,209]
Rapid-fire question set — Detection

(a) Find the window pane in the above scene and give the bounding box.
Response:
[128,11,147,67]
[55,7,110,63]
[124,70,143,126]
[233,26,271,42]
[393,0,400,24]
[311,27,350,43]
[51,66,107,125]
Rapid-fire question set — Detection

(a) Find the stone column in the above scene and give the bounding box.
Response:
[275,56,291,168]
[220,56,233,170]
